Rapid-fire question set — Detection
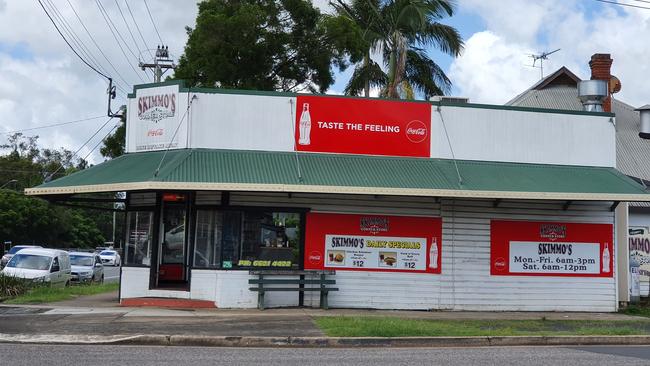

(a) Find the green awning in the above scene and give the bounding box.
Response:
[25,148,650,201]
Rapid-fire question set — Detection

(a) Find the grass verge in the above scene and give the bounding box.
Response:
[620,306,650,318]
[4,282,119,304]
[314,316,650,337]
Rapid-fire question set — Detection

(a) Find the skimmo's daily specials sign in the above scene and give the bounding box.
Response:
[303,213,442,274]
[490,220,614,277]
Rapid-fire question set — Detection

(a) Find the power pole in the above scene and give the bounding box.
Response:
[139,45,176,83]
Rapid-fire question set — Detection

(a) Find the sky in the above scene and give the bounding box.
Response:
[1,0,650,164]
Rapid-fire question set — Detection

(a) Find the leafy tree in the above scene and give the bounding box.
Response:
[100,119,126,159]
[174,0,347,92]
[0,190,105,248]
[330,0,463,99]
[0,134,114,249]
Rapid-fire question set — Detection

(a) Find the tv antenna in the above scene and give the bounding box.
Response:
[528,48,560,79]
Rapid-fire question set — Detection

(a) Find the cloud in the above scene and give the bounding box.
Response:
[0,1,197,163]
[450,0,650,107]
[449,31,539,104]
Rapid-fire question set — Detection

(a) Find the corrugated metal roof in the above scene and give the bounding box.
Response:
[25,149,649,200]
[506,85,584,111]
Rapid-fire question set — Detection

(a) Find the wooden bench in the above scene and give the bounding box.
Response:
[248,270,337,310]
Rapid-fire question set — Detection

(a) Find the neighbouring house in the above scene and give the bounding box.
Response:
[507,53,650,299]
[24,79,650,311]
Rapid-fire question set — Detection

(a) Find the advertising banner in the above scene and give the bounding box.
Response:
[294,95,431,157]
[629,234,650,281]
[304,213,442,274]
[131,84,185,152]
[490,220,613,277]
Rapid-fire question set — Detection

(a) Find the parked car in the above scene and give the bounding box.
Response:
[69,252,104,284]
[99,250,121,266]
[1,245,42,268]
[1,248,71,287]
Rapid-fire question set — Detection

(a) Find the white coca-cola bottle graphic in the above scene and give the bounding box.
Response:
[298,103,311,145]
[429,237,439,269]
[602,243,610,273]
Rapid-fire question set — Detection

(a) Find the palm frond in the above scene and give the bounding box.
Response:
[404,49,451,96]
[344,61,387,96]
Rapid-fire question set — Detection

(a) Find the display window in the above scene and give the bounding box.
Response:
[192,209,302,270]
[124,211,154,266]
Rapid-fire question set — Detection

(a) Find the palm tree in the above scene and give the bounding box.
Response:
[331,0,463,99]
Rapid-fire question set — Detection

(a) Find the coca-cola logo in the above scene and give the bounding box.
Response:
[308,251,322,264]
[405,120,428,143]
[494,257,507,271]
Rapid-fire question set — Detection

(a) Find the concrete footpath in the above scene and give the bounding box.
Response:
[2,291,650,348]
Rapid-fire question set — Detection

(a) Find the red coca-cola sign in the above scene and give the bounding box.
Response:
[295,95,431,158]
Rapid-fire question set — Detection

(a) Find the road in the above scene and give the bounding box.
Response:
[1,344,650,366]
[103,265,120,283]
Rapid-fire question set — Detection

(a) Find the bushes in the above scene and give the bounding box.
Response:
[0,274,32,300]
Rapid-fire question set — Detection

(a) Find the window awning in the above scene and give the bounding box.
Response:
[25,148,650,201]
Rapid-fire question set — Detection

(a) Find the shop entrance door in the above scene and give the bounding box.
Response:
[154,197,189,290]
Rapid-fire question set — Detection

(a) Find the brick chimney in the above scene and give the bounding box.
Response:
[589,53,613,112]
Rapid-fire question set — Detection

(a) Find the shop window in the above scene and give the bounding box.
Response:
[125,211,154,266]
[161,202,186,265]
[192,210,301,269]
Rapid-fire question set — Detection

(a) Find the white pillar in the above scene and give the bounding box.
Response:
[615,202,629,304]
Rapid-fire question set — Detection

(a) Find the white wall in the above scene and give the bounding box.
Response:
[126,88,616,167]
[431,105,616,167]
[231,194,616,311]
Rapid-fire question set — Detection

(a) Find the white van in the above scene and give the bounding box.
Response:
[1,248,71,287]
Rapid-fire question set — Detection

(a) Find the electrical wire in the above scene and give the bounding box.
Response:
[66,0,132,94]
[115,0,144,58]
[44,0,129,96]
[96,0,141,62]
[46,117,115,180]
[113,0,153,80]
[82,122,120,162]
[37,0,110,80]
[0,168,66,177]
[1,116,106,135]
[593,0,650,10]
[153,94,196,177]
[42,0,108,79]
[94,0,146,83]
[436,104,463,187]
[143,0,164,45]
[125,0,154,61]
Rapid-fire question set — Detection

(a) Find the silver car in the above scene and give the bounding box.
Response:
[69,252,104,284]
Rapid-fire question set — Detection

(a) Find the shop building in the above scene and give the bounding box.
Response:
[26,80,650,311]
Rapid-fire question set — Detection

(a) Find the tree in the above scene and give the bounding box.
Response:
[174,0,347,93]
[331,0,463,99]
[0,134,111,248]
[0,190,105,248]
[100,119,126,159]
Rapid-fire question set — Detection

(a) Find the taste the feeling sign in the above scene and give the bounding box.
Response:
[294,95,432,157]
[490,220,614,277]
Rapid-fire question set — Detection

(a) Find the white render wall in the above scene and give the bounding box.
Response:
[126,87,616,167]
[121,193,617,311]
